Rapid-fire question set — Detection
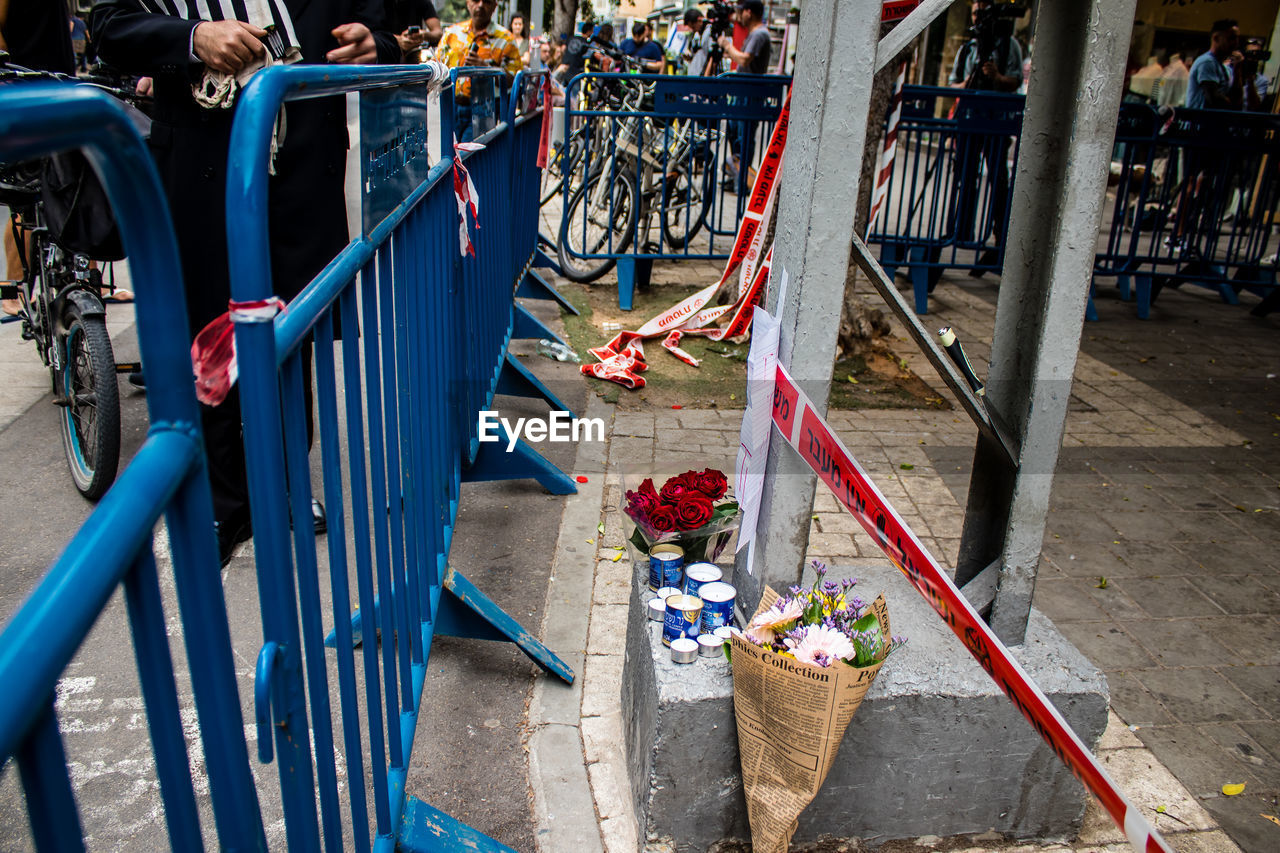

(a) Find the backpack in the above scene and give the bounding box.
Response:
[41,150,125,261]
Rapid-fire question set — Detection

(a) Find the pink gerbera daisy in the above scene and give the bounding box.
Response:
[789,625,856,668]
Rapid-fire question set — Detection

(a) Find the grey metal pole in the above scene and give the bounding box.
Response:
[954,0,1138,644]
[531,0,545,71]
[732,0,885,613]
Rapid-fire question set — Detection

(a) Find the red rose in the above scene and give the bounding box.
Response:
[647,504,679,532]
[674,493,714,530]
[625,487,659,520]
[692,469,728,500]
[659,475,694,505]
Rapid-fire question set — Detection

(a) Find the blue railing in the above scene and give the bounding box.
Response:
[226,64,574,853]
[1092,103,1280,318]
[0,84,266,849]
[865,86,1280,319]
[1,65,578,852]
[865,85,1025,314]
[552,72,790,308]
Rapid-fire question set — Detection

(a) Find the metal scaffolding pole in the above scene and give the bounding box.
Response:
[733,0,885,613]
[954,0,1138,644]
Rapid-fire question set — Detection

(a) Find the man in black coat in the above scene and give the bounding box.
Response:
[91,0,399,563]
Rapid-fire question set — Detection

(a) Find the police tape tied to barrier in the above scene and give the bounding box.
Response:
[758,361,1171,853]
[581,88,793,389]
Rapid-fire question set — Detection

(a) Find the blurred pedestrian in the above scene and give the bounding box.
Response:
[0,0,76,316]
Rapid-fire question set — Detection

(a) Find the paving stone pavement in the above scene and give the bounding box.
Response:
[557,265,1279,852]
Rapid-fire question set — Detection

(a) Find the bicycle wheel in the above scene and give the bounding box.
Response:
[57,303,120,500]
[661,163,715,250]
[558,169,638,283]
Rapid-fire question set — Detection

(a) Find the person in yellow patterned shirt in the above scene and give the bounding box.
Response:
[435,0,522,101]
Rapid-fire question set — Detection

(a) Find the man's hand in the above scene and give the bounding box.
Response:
[395,27,425,56]
[327,23,377,64]
[193,20,267,74]
[136,76,154,96]
[980,60,997,79]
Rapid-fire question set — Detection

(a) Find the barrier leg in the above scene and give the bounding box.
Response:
[879,242,904,281]
[533,244,562,277]
[512,302,567,347]
[516,268,579,316]
[617,257,636,311]
[908,248,931,315]
[1117,274,1131,301]
[436,566,574,683]
[463,422,577,495]
[1135,274,1152,320]
[1086,285,1099,322]
[496,351,576,416]
[399,796,519,853]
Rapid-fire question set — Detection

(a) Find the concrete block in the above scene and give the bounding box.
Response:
[622,561,1110,851]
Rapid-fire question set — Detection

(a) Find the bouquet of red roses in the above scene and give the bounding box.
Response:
[623,468,740,563]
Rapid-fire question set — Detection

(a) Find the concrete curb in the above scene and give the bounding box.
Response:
[529,393,613,853]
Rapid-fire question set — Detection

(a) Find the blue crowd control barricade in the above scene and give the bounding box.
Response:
[864,85,1025,314]
[1092,104,1280,319]
[226,64,573,853]
[551,72,790,308]
[0,84,266,849]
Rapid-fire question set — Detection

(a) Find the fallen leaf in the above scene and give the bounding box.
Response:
[612,550,623,562]
[1096,577,1109,590]
[1223,783,1247,796]
[899,463,914,471]
[846,375,859,385]
[597,522,605,534]
[1261,814,1280,827]
[586,538,594,545]
[1155,805,1167,814]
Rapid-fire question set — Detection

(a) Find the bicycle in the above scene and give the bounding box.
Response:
[0,60,150,499]
[556,71,717,283]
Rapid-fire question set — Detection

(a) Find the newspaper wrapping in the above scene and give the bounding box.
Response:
[730,587,890,853]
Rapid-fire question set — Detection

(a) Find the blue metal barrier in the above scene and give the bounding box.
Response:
[226,64,573,853]
[0,84,266,849]
[550,72,790,309]
[865,85,1025,315]
[1092,104,1280,319]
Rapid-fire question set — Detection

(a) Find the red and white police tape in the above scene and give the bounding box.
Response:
[191,296,286,406]
[582,87,793,389]
[769,362,1172,853]
[453,136,484,257]
[868,57,908,228]
[881,0,920,24]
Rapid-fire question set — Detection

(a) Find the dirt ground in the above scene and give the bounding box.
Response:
[556,280,949,413]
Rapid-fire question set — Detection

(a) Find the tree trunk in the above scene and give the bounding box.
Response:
[838,45,912,360]
[552,0,577,39]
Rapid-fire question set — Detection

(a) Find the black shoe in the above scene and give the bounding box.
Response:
[312,498,326,535]
[215,511,253,568]
[127,371,146,390]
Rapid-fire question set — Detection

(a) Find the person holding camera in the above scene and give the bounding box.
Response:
[945,0,1025,274]
[948,0,1023,92]
[434,0,522,139]
[1184,19,1257,111]
[387,0,442,62]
